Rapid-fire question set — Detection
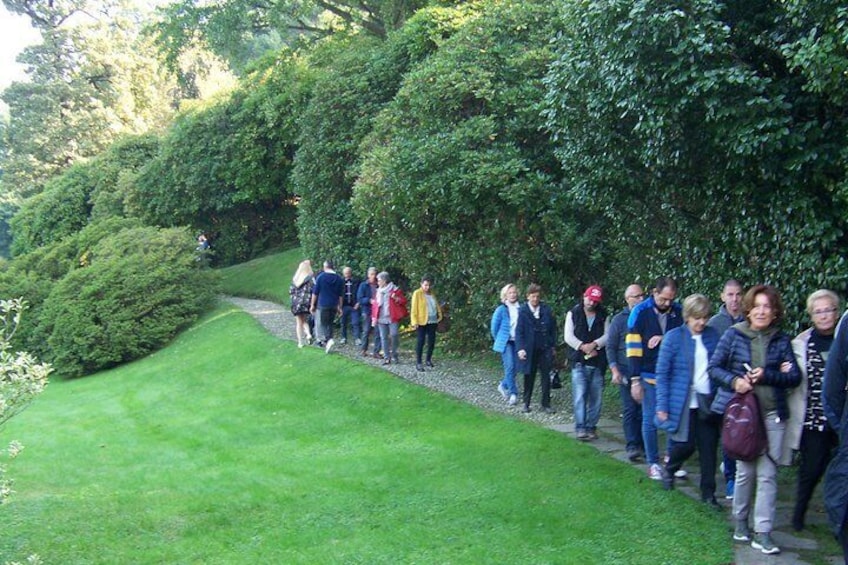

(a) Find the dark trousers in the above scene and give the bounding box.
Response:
[523,348,552,409]
[666,408,720,500]
[318,307,336,341]
[619,382,644,453]
[841,515,848,565]
[340,305,361,341]
[360,312,381,354]
[415,323,437,364]
[794,427,839,526]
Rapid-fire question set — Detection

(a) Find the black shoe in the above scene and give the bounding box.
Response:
[425,360,434,368]
[521,405,531,413]
[661,467,674,491]
[702,496,721,510]
[416,364,424,372]
[792,513,804,532]
[381,359,391,365]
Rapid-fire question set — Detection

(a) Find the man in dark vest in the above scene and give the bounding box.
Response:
[564,285,610,441]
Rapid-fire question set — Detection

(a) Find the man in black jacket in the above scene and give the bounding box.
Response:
[516,284,557,414]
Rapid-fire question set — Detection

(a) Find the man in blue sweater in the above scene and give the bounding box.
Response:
[627,276,683,480]
[310,260,344,353]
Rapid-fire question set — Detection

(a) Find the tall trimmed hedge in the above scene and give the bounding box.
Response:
[344,0,609,347]
[293,6,474,269]
[130,52,312,265]
[543,0,848,328]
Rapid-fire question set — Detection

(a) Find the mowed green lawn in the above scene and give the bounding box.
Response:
[1,303,730,564]
[217,247,304,303]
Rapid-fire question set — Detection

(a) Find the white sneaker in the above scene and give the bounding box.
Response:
[298,343,304,348]
[497,383,508,400]
[674,469,688,479]
[508,394,518,406]
[340,338,347,345]
[355,338,362,346]
[648,463,663,481]
[325,339,334,354]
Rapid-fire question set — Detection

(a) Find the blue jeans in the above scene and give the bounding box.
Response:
[377,322,399,360]
[360,312,381,354]
[572,363,604,434]
[340,305,361,341]
[499,341,518,396]
[619,381,644,453]
[641,379,659,465]
[723,450,737,483]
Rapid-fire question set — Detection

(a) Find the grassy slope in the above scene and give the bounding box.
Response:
[0,303,730,564]
[217,247,304,303]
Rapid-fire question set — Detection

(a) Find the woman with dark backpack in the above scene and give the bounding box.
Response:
[708,285,801,555]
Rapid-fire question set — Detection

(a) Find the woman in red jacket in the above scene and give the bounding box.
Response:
[371,272,407,365]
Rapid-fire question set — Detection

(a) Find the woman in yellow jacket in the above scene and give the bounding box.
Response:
[411,275,443,372]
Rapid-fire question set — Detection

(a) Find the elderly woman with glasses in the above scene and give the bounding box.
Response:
[783,289,841,531]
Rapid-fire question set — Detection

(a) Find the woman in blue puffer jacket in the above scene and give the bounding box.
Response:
[491,284,521,406]
[708,284,801,556]
[655,294,721,506]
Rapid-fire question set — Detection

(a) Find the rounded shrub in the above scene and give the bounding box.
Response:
[39,226,219,377]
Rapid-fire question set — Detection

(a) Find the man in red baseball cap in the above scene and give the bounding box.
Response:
[564,285,611,440]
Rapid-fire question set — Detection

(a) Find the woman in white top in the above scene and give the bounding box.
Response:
[655,294,723,506]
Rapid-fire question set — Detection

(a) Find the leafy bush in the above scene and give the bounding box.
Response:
[293,6,473,268]
[543,0,848,328]
[130,52,311,265]
[10,165,94,257]
[9,135,161,257]
[0,218,145,358]
[352,0,607,347]
[37,226,218,377]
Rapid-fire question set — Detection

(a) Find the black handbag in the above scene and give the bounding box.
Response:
[696,392,721,424]
[550,369,563,389]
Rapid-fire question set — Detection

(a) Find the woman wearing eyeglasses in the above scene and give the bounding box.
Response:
[783,289,841,531]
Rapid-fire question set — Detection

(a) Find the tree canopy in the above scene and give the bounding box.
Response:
[3,0,848,372]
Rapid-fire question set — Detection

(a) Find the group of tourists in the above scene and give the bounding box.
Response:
[491,277,848,559]
[289,258,847,560]
[289,260,443,371]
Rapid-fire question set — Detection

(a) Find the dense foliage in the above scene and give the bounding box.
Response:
[37,226,218,377]
[1,0,178,202]
[0,219,217,377]
[130,52,311,265]
[9,135,160,256]
[351,0,609,344]
[293,5,472,268]
[543,0,848,328]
